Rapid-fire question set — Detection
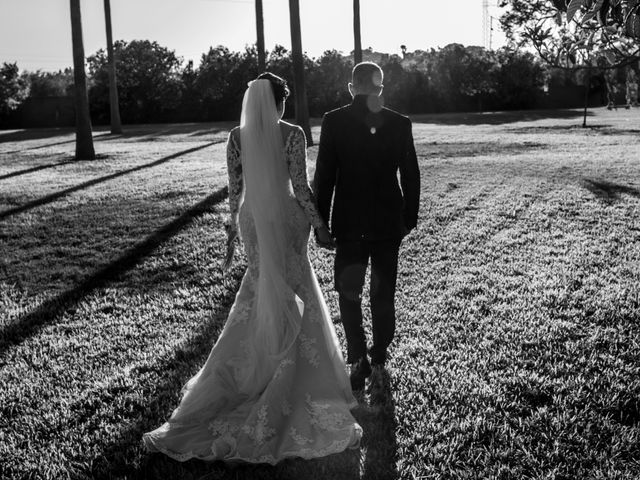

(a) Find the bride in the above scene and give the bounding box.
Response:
[143,73,362,464]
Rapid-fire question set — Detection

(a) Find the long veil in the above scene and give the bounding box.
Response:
[236,79,304,396]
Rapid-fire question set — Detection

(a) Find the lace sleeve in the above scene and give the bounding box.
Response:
[226,131,243,231]
[285,128,325,230]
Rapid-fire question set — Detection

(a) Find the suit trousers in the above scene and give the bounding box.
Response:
[334,237,401,366]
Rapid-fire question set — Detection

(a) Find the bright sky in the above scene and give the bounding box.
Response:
[0,0,507,72]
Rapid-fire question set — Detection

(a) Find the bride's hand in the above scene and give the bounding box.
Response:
[315,225,336,250]
[223,225,238,271]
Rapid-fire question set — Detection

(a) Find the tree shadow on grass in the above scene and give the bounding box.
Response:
[0,124,233,156]
[103,123,235,139]
[411,109,588,126]
[508,124,640,136]
[0,124,234,144]
[0,127,75,143]
[0,186,228,357]
[581,178,640,202]
[0,132,115,155]
[188,126,235,138]
[417,141,547,160]
[0,159,76,181]
[0,140,222,221]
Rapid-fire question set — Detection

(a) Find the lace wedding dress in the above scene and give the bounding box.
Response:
[143,124,362,464]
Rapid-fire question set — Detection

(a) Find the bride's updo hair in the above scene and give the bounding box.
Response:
[257,72,290,105]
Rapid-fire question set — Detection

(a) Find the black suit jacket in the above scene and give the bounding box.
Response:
[313,95,420,242]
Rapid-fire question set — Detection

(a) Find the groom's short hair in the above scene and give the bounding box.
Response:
[352,62,383,92]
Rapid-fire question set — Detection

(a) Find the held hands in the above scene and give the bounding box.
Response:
[223,224,238,271]
[315,225,336,250]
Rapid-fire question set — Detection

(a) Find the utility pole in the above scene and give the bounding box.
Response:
[490,16,495,50]
[255,0,266,72]
[483,0,490,49]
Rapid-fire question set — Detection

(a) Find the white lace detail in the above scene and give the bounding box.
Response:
[238,339,250,355]
[230,339,251,383]
[285,128,325,230]
[303,294,321,324]
[143,433,196,462]
[226,131,243,232]
[208,419,240,452]
[282,399,292,416]
[306,394,349,431]
[287,254,306,290]
[289,436,360,459]
[226,296,252,328]
[143,120,362,464]
[273,358,294,380]
[299,333,320,367]
[289,427,313,446]
[209,419,231,436]
[242,405,276,445]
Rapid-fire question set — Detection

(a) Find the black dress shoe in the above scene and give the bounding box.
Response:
[349,357,372,392]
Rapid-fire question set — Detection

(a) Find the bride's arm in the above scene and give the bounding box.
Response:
[226,129,243,234]
[286,127,326,231]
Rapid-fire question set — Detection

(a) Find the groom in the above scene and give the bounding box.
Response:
[313,61,420,393]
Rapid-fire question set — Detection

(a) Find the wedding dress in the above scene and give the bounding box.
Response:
[143,80,362,464]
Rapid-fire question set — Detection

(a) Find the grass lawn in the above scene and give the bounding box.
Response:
[1,108,639,479]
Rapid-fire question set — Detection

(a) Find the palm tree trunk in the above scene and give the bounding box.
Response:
[582,66,591,128]
[255,0,266,72]
[353,0,362,64]
[70,0,95,160]
[104,0,122,134]
[288,0,313,145]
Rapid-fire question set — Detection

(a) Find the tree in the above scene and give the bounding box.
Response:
[500,0,640,69]
[103,0,122,134]
[264,44,296,116]
[353,0,363,64]
[307,50,352,115]
[266,44,294,80]
[193,45,258,121]
[553,0,640,39]
[88,40,183,124]
[493,47,547,109]
[255,0,266,72]
[179,60,200,122]
[459,46,499,111]
[427,44,498,112]
[22,69,74,97]
[69,0,95,160]
[0,62,28,122]
[288,0,313,145]
[499,0,640,125]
